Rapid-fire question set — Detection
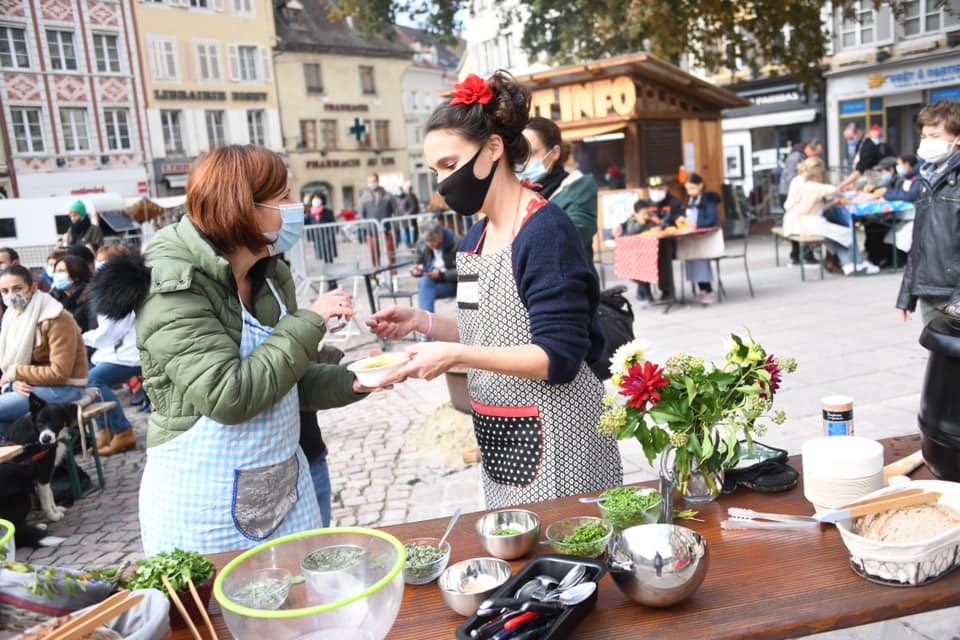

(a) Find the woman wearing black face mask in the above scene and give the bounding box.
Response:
[368,71,622,509]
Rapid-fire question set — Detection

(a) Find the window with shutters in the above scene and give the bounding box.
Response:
[238,45,257,80]
[374,120,390,149]
[359,65,375,94]
[229,44,270,83]
[231,0,254,16]
[148,36,178,81]
[0,26,30,69]
[60,108,89,152]
[205,110,226,148]
[301,120,317,151]
[320,119,337,150]
[104,108,131,151]
[190,0,208,7]
[247,109,265,146]
[161,110,183,153]
[194,40,221,82]
[838,2,893,49]
[92,33,121,73]
[10,107,44,153]
[903,0,944,36]
[304,63,322,94]
[46,29,77,71]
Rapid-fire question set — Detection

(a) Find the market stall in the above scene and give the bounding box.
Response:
[172,435,959,640]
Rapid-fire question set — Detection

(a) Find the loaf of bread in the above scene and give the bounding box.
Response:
[854,502,960,543]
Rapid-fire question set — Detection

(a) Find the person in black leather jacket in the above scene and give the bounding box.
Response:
[897,100,960,326]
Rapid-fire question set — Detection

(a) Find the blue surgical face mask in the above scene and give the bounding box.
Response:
[896,165,906,176]
[882,172,894,184]
[259,202,305,255]
[516,158,547,184]
[52,272,72,290]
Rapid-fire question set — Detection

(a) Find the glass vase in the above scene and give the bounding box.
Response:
[659,445,724,506]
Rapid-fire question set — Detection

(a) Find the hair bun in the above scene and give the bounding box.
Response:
[487,70,531,138]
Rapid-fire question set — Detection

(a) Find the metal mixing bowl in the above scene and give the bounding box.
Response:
[607,524,709,607]
[438,557,513,616]
[475,509,541,560]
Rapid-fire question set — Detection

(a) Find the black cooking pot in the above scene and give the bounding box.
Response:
[918,315,960,481]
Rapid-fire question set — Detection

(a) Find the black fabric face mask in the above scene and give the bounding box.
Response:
[438,145,499,217]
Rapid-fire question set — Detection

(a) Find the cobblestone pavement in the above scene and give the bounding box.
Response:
[9,236,960,639]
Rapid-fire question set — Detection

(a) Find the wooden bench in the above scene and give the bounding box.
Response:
[772,227,826,281]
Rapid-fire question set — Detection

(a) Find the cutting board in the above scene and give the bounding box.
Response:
[0,445,24,463]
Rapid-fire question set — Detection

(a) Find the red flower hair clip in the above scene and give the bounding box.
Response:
[451,74,493,106]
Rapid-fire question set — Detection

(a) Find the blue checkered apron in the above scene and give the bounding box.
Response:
[140,279,321,555]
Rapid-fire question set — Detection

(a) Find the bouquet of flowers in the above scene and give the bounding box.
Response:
[598,333,797,498]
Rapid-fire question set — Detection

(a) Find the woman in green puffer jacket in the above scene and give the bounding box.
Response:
[121,145,378,555]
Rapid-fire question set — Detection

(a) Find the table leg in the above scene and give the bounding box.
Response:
[850,223,860,273]
[891,221,898,271]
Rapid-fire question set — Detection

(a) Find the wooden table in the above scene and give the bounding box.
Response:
[180,434,960,639]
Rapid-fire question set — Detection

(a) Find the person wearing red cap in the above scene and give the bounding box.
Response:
[839,123,896,190]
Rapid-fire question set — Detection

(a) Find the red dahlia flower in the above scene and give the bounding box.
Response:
[761,355,782,399]
[619,361,670,410]
[451,74,494,106]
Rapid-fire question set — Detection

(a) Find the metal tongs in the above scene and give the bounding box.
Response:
[722,488,941,531]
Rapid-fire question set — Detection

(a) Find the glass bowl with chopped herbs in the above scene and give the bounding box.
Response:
[224,567,292,611]
[402,537,451,585]
[597,487,664,532]
[545,517,613,558]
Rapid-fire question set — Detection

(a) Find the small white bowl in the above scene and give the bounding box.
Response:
[347,353,409,387]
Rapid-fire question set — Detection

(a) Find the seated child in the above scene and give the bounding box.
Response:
[613,199,659,303]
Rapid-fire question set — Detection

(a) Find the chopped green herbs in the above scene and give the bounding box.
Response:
[403,543,447,583]
[229,577,290,610]
[302,546,365,572]
[492,528,522,537]
[599,487,663,531]
[551,520,610,557]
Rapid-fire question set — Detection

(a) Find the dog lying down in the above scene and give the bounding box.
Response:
[0,395,76,549]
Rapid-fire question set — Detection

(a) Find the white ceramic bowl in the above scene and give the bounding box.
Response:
[835,479,960,586]
[347,353,409,387]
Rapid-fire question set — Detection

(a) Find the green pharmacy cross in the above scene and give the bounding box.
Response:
[349,118,367,143]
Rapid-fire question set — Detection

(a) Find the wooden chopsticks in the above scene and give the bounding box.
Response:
[160,575,219,640]
[188,577,220,640]
[840,487,924,510]
[845,491,942,519]
[47,590,143,640]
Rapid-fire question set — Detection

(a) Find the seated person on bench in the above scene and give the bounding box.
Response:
[411,220,461,314]
[612,199,658,305]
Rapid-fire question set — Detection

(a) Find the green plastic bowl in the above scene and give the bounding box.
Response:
[0,519,14,561]
[214,527,405,640]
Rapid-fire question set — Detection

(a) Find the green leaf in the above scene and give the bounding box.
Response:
[683,376,697,406]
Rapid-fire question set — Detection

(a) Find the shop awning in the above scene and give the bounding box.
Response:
[123,195,187,222]
[99,211,140,233]
[722,108,818,132]
[166,174,188,189]
[559,123,626,142]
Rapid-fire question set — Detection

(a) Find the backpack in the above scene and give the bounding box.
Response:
[590,285,635,380]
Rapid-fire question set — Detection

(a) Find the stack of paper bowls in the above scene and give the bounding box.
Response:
[802,436,884,511]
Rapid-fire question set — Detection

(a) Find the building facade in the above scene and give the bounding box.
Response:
[0,0,149,198]
[825,1,960,172]
[273,1,410,210]
[133,0,282,195]
[459,0,546,79]
[721,78,827,193]
[394,25,460,205]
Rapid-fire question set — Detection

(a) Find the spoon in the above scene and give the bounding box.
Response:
[577,496,609,504]
[550,581,596,606]
[556,564,586,592]
[438,507,461,549]
[514,575,557,600]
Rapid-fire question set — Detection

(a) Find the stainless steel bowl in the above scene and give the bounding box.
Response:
[475,509,541,560]
[607,524,708,607]
[438,557,513,617]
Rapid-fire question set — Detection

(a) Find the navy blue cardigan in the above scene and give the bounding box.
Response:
[460,202,603,385]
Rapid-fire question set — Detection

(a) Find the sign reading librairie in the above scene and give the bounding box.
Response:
[153,90,269,102]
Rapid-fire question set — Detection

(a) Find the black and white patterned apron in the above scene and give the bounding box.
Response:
[456,201,623,509]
